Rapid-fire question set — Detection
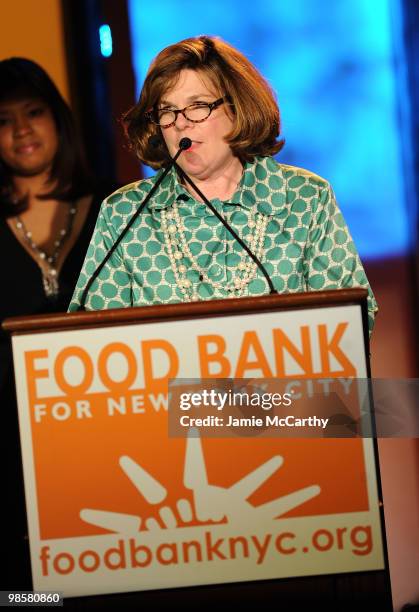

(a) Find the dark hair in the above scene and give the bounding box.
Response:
[0,57,93,216]
[123,36,284,169]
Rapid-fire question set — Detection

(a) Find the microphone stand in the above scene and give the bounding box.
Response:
[77,142,188,310]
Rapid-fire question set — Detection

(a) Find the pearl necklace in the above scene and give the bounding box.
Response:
[15,203,78,298]
[161,201,268,302]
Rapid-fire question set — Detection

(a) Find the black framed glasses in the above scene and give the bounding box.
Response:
[146,97,226,128]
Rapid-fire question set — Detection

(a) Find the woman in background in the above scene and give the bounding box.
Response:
[0,57,113,588]
[0,58,112,325]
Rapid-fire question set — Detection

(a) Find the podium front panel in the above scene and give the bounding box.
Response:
[11,301,384,597]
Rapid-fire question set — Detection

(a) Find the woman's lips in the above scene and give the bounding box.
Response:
[184,141,201,152]
[15,143,40,155]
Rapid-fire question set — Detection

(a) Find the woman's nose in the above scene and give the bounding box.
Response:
[14,114,32,136]
[175,112,192,130]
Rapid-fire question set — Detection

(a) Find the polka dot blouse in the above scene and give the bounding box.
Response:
[69,156,378,332]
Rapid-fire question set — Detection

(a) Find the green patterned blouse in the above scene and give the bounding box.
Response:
[69,156,377,331]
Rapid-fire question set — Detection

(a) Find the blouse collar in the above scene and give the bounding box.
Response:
[148,156,288,217]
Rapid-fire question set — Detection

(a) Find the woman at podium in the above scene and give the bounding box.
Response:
[69,35,377,332]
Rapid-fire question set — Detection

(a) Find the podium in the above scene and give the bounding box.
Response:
[3,288,392,608]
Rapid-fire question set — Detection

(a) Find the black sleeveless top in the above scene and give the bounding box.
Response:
[1,184,116,589]
[0,185,115,387]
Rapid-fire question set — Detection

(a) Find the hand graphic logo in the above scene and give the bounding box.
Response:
[80,428,321,533]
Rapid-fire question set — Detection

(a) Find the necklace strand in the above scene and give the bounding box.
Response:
[161,201,268,302]
[15,202,78,297]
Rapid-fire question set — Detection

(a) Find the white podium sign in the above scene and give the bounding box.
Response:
[10,299,384,597]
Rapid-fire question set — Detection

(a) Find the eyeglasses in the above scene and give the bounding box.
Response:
[146,97,225,128]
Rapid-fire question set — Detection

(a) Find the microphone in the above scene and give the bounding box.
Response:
[169,140,277,295]
[76,138,189,310]
[179,137,192,150]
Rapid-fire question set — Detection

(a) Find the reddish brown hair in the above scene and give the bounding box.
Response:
[123,36,284,169]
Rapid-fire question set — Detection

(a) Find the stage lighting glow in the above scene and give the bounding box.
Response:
[99,24,113,58]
